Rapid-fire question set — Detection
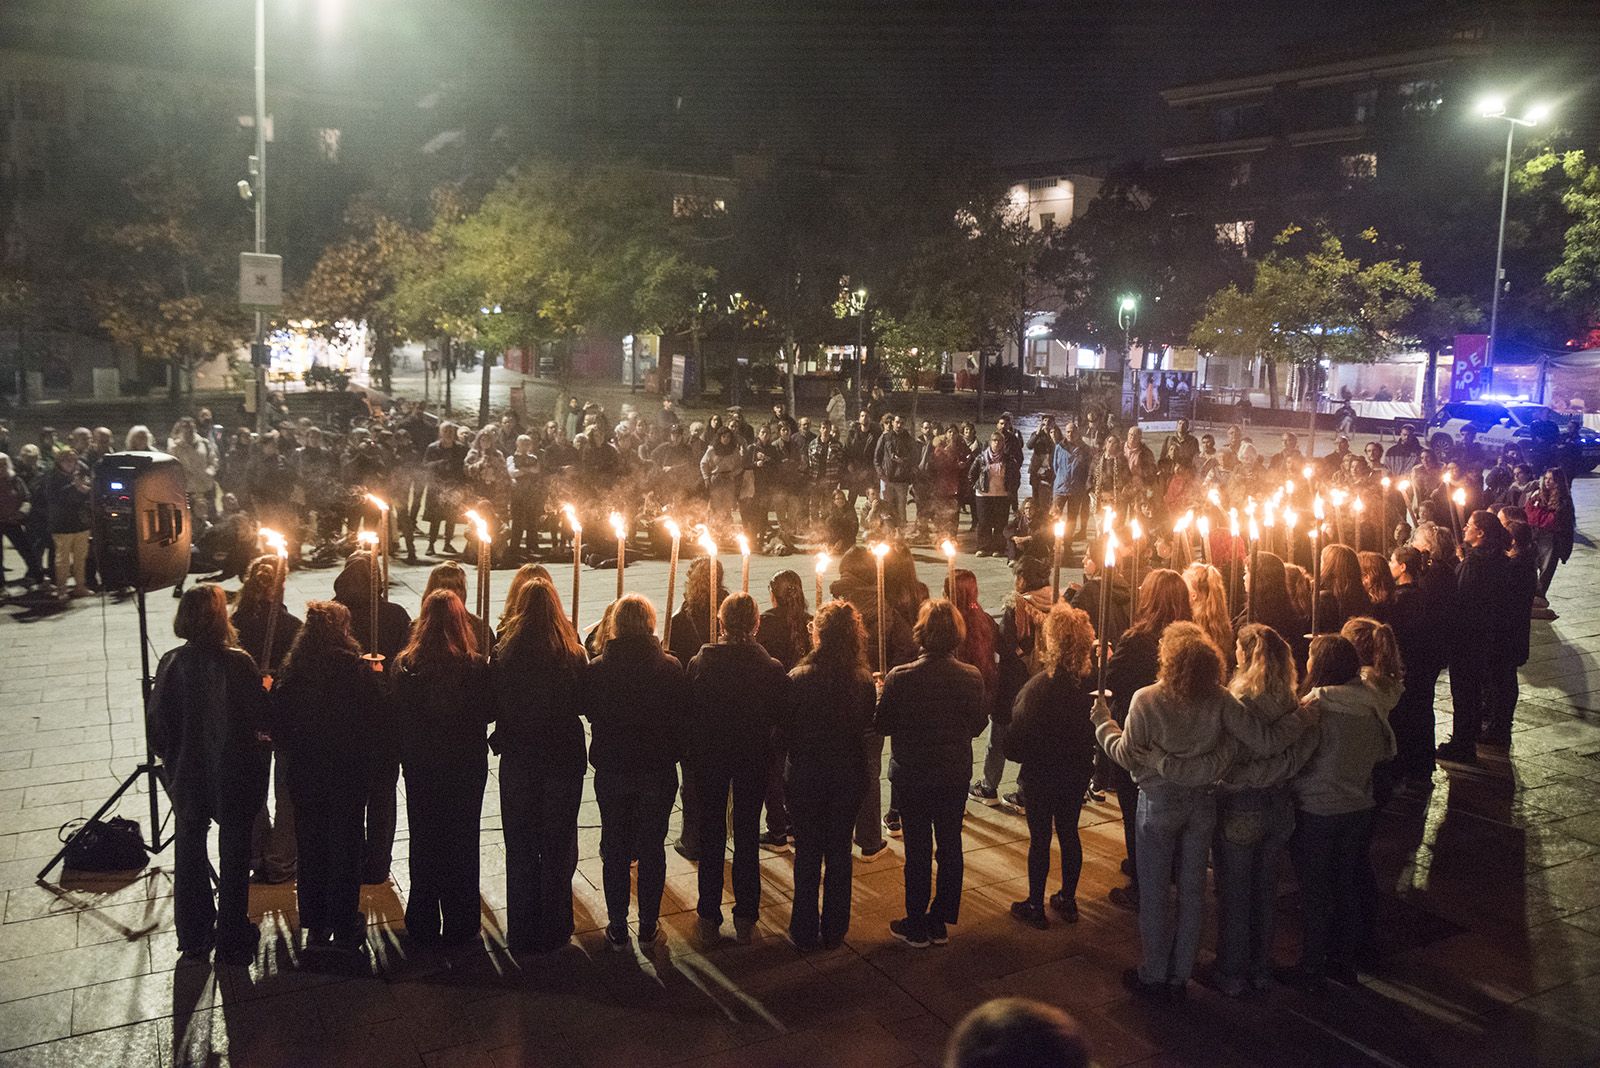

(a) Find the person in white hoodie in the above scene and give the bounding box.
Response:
[1284,633,1397,992]
[1094,622,1306,999]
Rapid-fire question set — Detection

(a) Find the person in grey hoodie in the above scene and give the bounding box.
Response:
[1093,622,1306,999]
[1283,634,1397,992]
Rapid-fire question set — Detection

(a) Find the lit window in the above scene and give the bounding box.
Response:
[1397,79,1443,115]
[1339,152,1377,184]
[1215,219,1255,253]
[1352,88,1379,124]
[1037,212,1056,230]
[317,127,342,162]
[672,194,727,218]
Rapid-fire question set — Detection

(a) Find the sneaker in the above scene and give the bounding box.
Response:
[926,919,949,945]
[733,917,756,945]
[1085,787,1106,803]
[637,923,661,947]
[883,811,903,839]
[758,830,791,853]
[968,783,1000,806]
[1002,791,1026,814]
[889,918,929,948]
[1010,901,1048,930]
[1436,740,1477,765]
[1108,885,1140,912]
[696,916,722,946]
[1122,967,1169,999]
[1047,891,1078,923]
[858,841,891,862]
[974,549,990,558]
[604,926,630,952]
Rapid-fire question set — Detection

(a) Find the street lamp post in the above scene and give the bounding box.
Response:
[853,287,868,414]
[1117,294,1138,419]
[251,0,268,434]
[1478,97,1550,395]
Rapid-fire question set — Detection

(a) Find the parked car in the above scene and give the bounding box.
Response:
[1419,400,1600,475]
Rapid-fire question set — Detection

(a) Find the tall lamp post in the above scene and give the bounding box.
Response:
[852,287,868,413]
[250,0,268,434]
[1117,294,1138,419]
[1477,96,1550,395]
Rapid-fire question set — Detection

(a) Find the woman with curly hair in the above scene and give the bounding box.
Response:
[1005,603,1098,929]
[782,601,877,949]
[273,600,385,962]
[231,556,302,884]
[1183,563,1234,673]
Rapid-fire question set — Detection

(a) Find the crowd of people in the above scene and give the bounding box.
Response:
[10,390,1583,1011]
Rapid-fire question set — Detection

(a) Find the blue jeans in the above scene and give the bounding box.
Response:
[1135,780,1217,984]
[979,714,1008,792]
[1213,787,1295,985]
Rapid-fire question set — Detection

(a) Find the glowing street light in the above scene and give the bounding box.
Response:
[1479,96,1553,393]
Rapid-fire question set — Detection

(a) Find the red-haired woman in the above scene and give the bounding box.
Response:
[273,601,385,962]
[150,585,270,964]
[394,589,493,946]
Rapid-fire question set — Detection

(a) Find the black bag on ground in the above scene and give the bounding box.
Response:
[58,817,149,872]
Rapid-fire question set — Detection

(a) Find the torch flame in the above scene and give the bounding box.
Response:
[697,529,717,556]
[1197,515,1211,540]
[940,539,957,559]
[609,511,627,541]
[1284,508,1299,530]
[1313,495,1325,519]
[1452,487,1467,507]
[1129,517,1143,541]
[1301,464,1314,481]
[1206,487,1222,508]
[815,551,831,575]
[1381,476,1392,490]
[1103,529,1119,567]
[1352,496,1366,515]
[357,531,378,549]
[1052,520,1066,539]
[1174,510,1193,533]
[1398,479,1411,495]
[871,541,891,559]
[364,492,389,512]
[663,516,681,541]
[259,528,288,559]
[1248,517,1261,542]
[736,532,751,557]
[561,503,581,533]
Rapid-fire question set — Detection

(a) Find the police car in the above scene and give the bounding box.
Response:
[1422,400,1600,475]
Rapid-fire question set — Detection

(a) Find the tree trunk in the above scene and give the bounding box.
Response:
[784,329,798,417]
[478,344,493,426]
[1307,351,1323,455]
[1422,343,1440,420]
[1265,359,1280,409]
[910,378,921,422]
[442,336,453,417]
[977,349,988,424]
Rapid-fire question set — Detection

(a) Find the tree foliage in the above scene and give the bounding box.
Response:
[296,203,419,392]
[1525,146,1600,334]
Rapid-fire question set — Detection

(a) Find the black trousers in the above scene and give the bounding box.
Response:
[595,767,677,934]
[173,807,255,954]
[692,762,765,923]
[787,763,867,946]
[499,758,582,952]
[1023,783,1086,908]
[363,754,400,883]
[0,521,43,582]
[974,496,1009,554]
[403,756,488,943]
[1060,491,1089,535]
[1291,808,1374,977]
[1448,656,1496,747]
[897,775,967,938]
[1390,668,1439,778]
[1486,659,1521,741]
[294,787,367,942]
[764,745,790,837]
[1114,769,1140,883]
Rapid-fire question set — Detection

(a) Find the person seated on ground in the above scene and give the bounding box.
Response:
[945,997,1091,1068]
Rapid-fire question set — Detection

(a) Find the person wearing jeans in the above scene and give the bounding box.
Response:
[42,447,92,597]
[967,432,1017,557]
[874,600,987,947]
[583,594,691,950]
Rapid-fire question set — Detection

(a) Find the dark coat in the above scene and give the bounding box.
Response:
[1105,628,1160,728]
[829,572,916,671]
[582,633,690,777]
[782,662,876,781]
[685,639,792,770]
[1505,554,1539,666]
[271,650,386,803]
[757,606,813,671]
[1453,543,1518,661]
[398,656,496,773]
[491,645,587,776]
[1004,669,1097,794]
[332,557,413,664]
[43,463,92,534]
[149,644,270,818]
[873,654,987,785]
[232,604,302,675]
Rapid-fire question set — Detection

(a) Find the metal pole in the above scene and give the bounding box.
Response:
[855,307,865,413]
[1486,121,1514,395]
[253,0,268,434]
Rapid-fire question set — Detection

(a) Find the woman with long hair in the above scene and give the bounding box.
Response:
[1102,568,1192,911]
[498,563,555,634]
[494,578,588,953]
[1211,624,1306,996]
[1283,564,1314,630]
[1316,544,1372,635]
[423,561,484,635]
[1356,552,1396,623]
[1285,635,1396,991]
[978,557,1059,807]
[232,556,302,884]
[150,585,269,964]
[1244,552,1308,659]
[1005,604,1098,930]
[783,601,877,949]
[1183,563,1234,672]
[1385,545,1436,784]
[1526,467,1575,597]
[1439,510,1515,764]
[755,569,813,853]
[874,600,988,948]
[393,590,492,946]
[272,600,385,962]
[666,557,728,864]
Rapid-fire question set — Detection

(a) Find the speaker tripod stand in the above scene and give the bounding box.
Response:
[38,588,173,881]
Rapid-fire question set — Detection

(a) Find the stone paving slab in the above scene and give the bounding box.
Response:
[4,497,1600,1065]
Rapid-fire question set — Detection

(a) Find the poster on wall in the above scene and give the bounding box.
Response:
[1450,334,1490,401]
[1135,370,1197,431]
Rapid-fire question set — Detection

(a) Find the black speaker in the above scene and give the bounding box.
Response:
[93,452,191,592]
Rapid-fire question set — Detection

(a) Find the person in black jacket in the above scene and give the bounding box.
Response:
[1386,545,1440,784]
[1438,511,1516,764]
[1102,569,1193,911]
[494,578,589,953]
[1487,520,1539,747]
[666,558,727,862]
[875,599,988,948]
[685,592,793,945]
[150,585,270,964]
[332,551,413,884]
[272,600,385,963]
[783,601,876,950]
[1006,603,1099,930]
[756,570,813,852]
[231,556,302,884]
[395,590,493,946]
[583,594,690,950]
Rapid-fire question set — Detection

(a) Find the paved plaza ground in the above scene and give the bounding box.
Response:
[4,487,1600,1067]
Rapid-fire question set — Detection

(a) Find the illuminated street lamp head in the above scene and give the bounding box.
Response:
[364,492,389,512]
[609,511,627,541]
[941,539,958,559]
[1478,95,1507,118]
[664,517,681,541]
[1119,296,1137,312]
[1525,102,1552,124]
[561,503,581,533]
[816,551,831,575]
